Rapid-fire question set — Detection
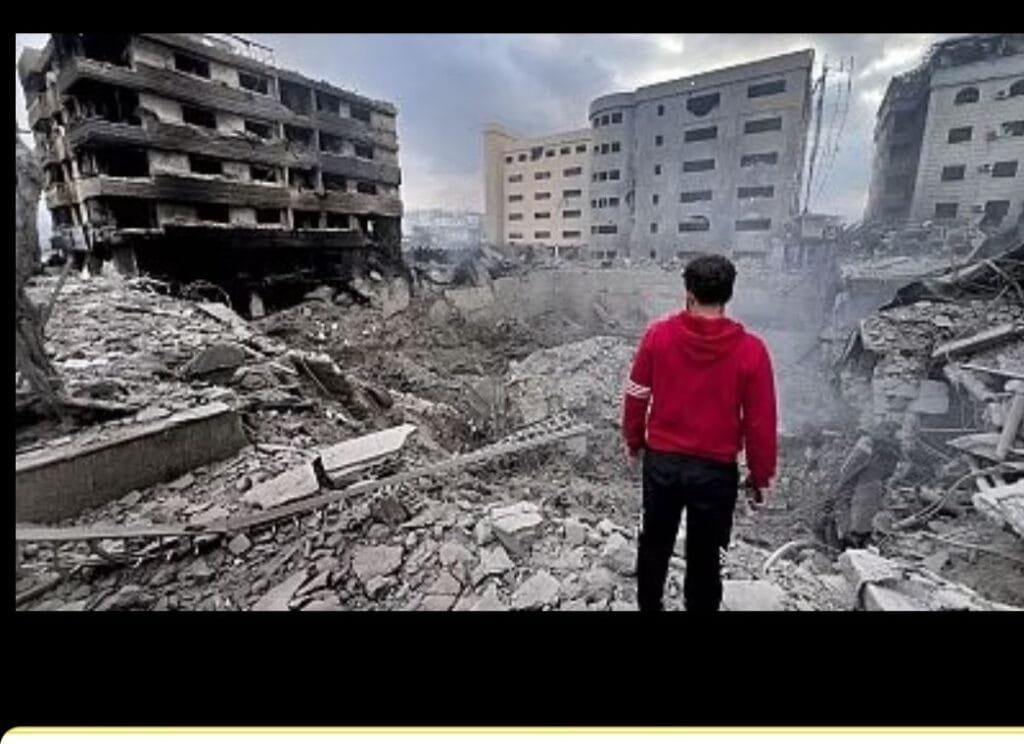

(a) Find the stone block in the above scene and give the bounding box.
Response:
[511,571,561,610]
[721,580,786,611]
[241,463,320,510]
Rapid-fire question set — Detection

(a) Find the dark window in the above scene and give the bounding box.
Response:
[680,190,713,203]
[576,145,587,153]
[992,160,1018,178]
[941,165,965,181]
[509,194,523,203]
[608,197,619,207]
[509,174,523,183]
[611,112,622,123]
[678,217,710,232]
[322,172,346,191]
[293,210,319,229]
[316,91,341,115]
[244,119,272,139]
[748,80,786,98]
[592,117,600,129]
[288,168,316,190]
[983,200,1010,224]
[95,147,149,177]
[182,105,216,129]
[196,204,229,223]
[654,164,662,175]
[650,222,658,234]
[239,71,269,95]
[354,143,374,160]
[505,156,513,164]
[350,105,371,124]
[279,80,312,115]
[738,185,774,198]
[518,154,527,162]
[593,146,600,154]
[563,167,582,177]
[611,142,620,152]
[250,164,278,183]
[948,126,972,144]
[954,87,979,105]
[591,200,597,208]
[546,149,555,157]
[652,194,660,205]
[563,230,581,238]
[530,147,544,162]
[934,202,958,219]
[535,171,550,180]
[535,192,551,200]
[601,115,610,125]
[319,132,344,154]
[564,189,582,197]
[657,104,664,116]
[1003,121,1024,136]
[597,225,617,234]
[534,212,550,219]
[744,117,783,134]
[508,232,523,239]
[683,158,715,172]
[685,126,718,142]
[563,209,582,218]
[284,124,314,147]
[600,143,610,154]
[686,92,720,117]
[655,135,664,146]
[609,170,620,181]
[256,208,281,224]
[534,231,550,239]
[560,146,570,155]
[325,213,349,228]
[740,152,778,167]
[736,218,772,231]
[509,213,523,221]
[189,154,222,175]
[356,181,377,195]
[105,197,155,228]
[174,53,210,78]
[1011,80,1024,97]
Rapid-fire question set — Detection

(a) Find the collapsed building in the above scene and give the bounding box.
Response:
[17,33,403,309]
[864,33,1024,227]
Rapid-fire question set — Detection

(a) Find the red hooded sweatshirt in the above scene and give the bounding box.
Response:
[621,311,778,488]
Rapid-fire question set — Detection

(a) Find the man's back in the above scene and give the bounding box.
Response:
[622,310,777,488]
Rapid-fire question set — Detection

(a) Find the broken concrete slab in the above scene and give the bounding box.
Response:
[420,594,457,612]
[932,323,1024,361]
[351,545,403,585]
[241,463,320,510]
[252,570,307,611]
[972,480,1024,539]
[427,571,461,596]
[227,534,252,556]
[600,533,637,576]
[317,424,417,485]
[439,541,475,568]
[721,580,786,611]
[472,545,515,586]
[301,597,343,611]
[469,584,509,612]
[16,402,247,523]
[490,501,543,555]
[181,342,250,378]
[511,570,561,610]
[196,301,248,329]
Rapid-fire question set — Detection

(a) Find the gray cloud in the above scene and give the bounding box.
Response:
[15,33,956,221]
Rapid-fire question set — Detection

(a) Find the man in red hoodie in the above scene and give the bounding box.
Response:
[622,254,778,612]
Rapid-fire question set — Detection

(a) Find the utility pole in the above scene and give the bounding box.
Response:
[803,57,828,215]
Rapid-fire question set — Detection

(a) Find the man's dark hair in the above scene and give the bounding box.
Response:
[683,254,737,305]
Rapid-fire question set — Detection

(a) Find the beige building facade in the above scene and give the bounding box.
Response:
[483,125,591,254]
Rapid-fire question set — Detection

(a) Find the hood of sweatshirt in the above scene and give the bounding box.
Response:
[673,311,746,365]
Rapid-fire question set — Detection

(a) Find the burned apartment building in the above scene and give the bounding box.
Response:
[17,34,402,303]
[865,34,1024,228]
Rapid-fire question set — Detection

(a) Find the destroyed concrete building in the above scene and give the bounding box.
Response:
[483,125,592,257]
[402,209,483,253]
[17,33,403,303]
[864,33,1024,226]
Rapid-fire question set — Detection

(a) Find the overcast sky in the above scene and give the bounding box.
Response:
[16,33,954,222]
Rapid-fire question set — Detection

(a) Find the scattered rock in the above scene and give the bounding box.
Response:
[252,570,307,611]
[372,494,408,526]
[721,580,786,611]
[135,405,171,423]
[563,519,586,547]
[367,523,391,541]
[235,475,252,492]
[469,584,509,612]
[490,501,543,555]
[561,599,588,611]
[149,565,177,588]
[187,557,215,583]
[600,533,637,576]
[511,570,561,610]
[182,342,249,378]
[364,575,394,599]
[609,600,635,612]
[922,550,951,574]
[581,567,617,600]
[439,541,474,567]
[420,594,457,611]
[241,463,320,510]
[302,597,343,611]
[474,520,493,546]
[189,504,230,526]
[472,545,514,585]
[427,571,462,596]
[227,534,252,556]
[351,545,404,585]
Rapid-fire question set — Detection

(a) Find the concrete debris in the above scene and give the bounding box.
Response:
[600,533,637,576]
[472,545,515,585]
[252,570,308,611]
[721,580,786,611]
[490,500,543,555]
[181,342,251,379]
[511,570,561,610]
[972,481,1024,539]
[227,534,253,556]
[241,463,320,510]
[351,546,404,586]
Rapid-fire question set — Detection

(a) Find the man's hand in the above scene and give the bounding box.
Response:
[625,445,643,471]
[744,478,768,510]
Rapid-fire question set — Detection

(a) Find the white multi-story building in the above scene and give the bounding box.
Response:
[482,125,591,255]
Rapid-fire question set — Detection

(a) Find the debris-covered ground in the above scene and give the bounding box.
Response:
[15,239,1024,611]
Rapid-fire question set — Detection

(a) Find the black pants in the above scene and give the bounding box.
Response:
[637,450,739,612]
